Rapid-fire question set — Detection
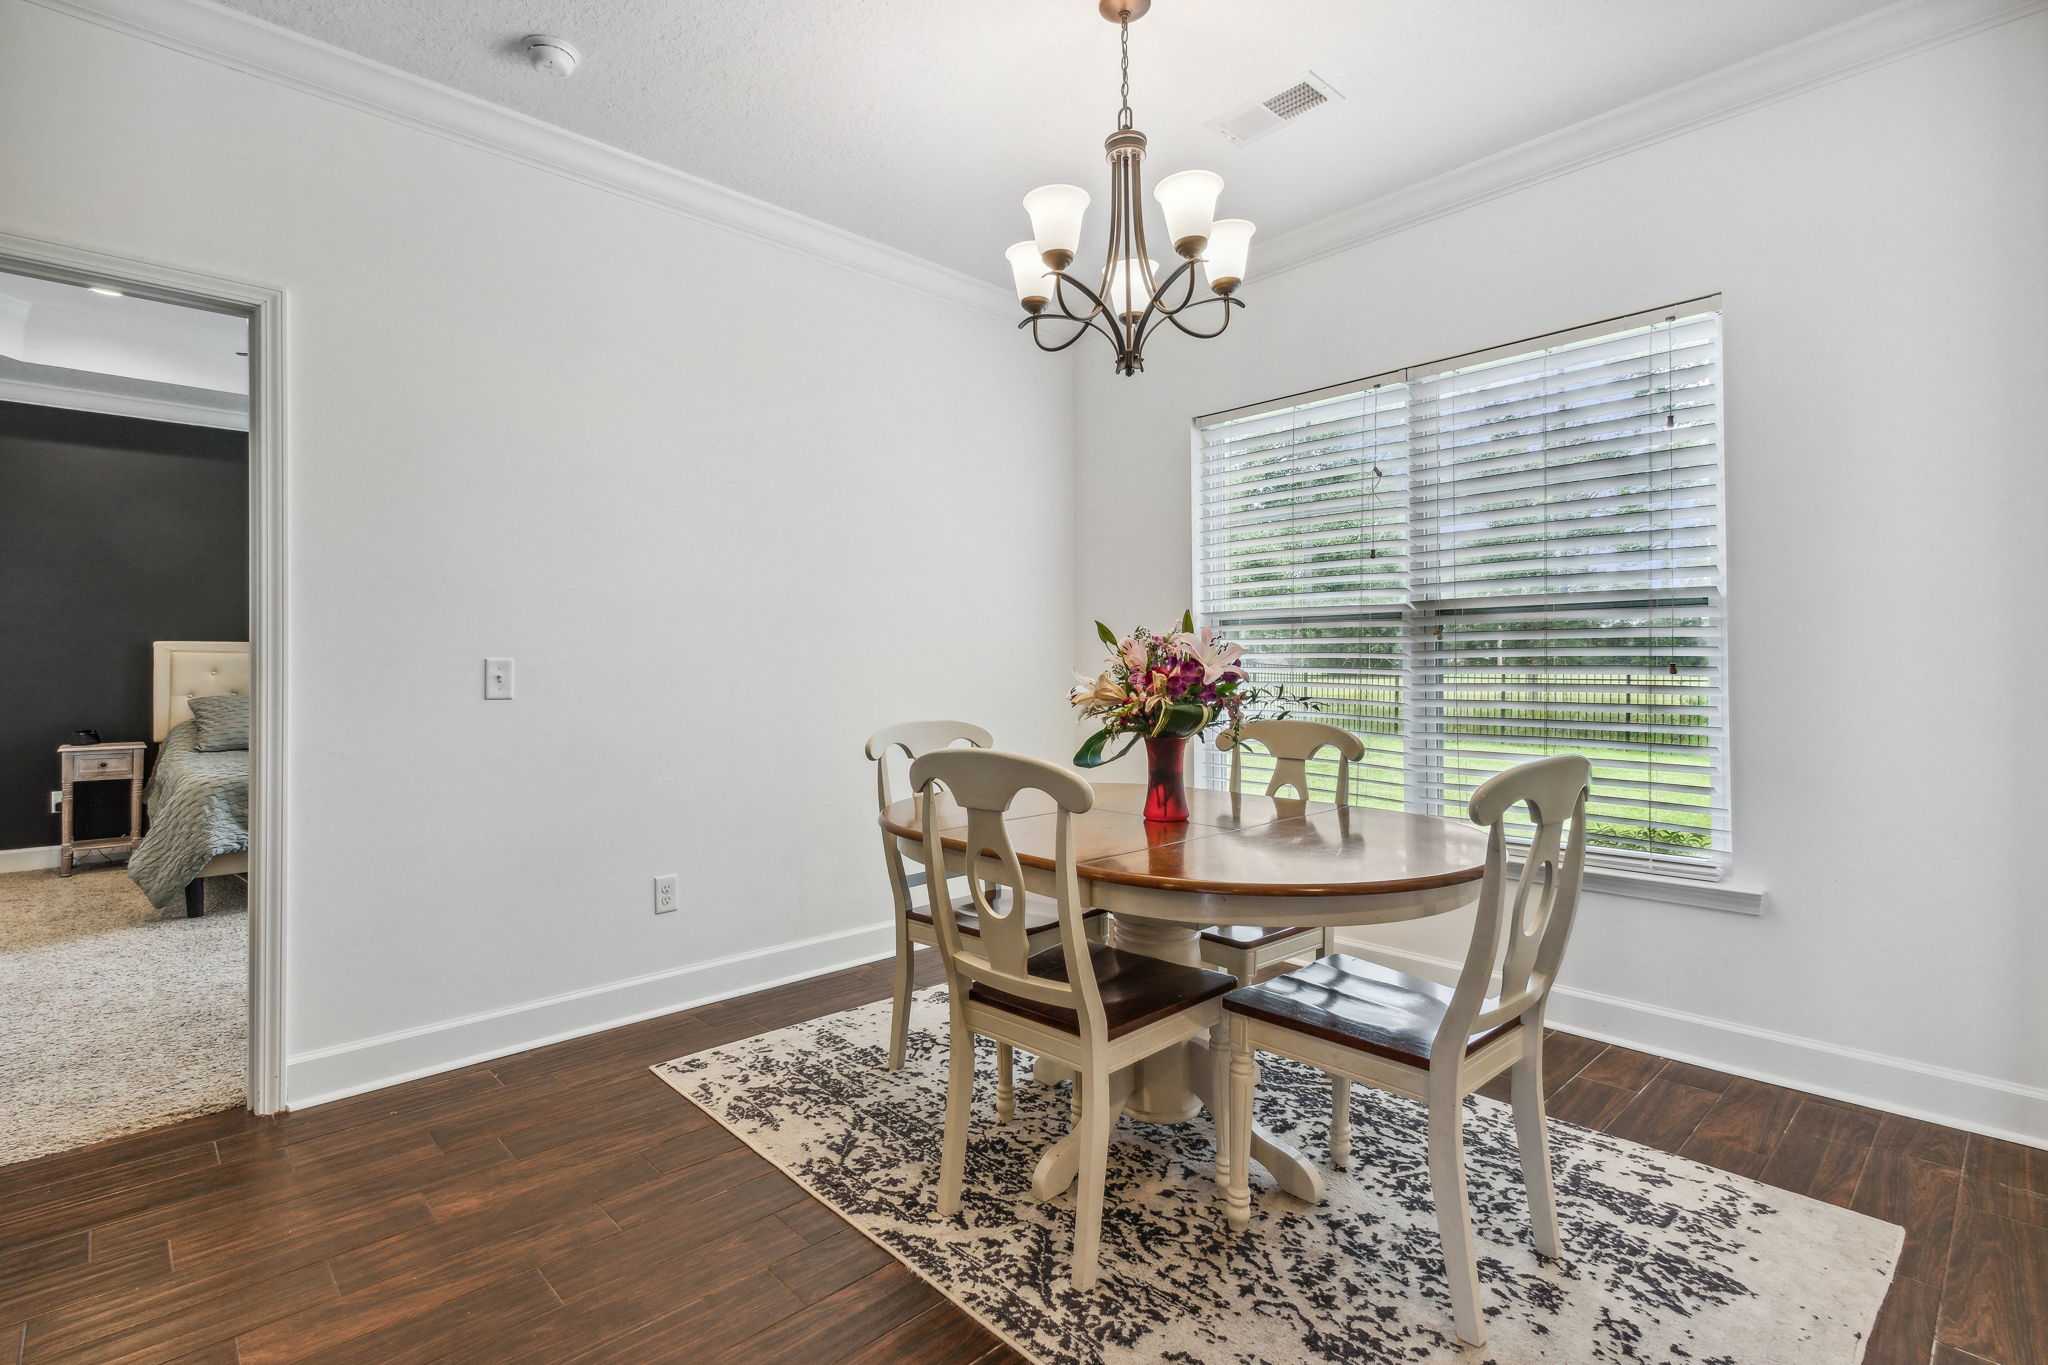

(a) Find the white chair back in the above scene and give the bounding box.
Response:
[1436,755,1591,1065]
[909,749,1103,1038]
[1216,718,1366,805]
[865,720,992,814]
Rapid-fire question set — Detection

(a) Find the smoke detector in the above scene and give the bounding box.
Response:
[1207,72,1343,146]
[523,35,581,78]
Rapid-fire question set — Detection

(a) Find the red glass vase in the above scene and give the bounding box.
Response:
[1142,734,1190,824]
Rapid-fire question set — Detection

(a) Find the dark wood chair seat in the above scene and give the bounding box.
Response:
[969,943,1236,1039]
[1223,952,1519,1067]
[1200,923,1312,950]
[905,889,1105,938]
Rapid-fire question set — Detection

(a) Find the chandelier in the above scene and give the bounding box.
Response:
[1006,0,1254,376]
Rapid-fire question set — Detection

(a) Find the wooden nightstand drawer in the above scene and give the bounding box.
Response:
[72,751,137,779]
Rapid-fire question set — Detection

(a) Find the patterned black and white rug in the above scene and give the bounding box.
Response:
[653,987,1899,1364]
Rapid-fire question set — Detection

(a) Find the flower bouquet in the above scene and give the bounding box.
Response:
[1070,611,1316,822]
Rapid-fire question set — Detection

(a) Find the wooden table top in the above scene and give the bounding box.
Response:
[880,782,1488,899]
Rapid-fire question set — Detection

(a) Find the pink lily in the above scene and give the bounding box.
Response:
[1179,627,1245,685]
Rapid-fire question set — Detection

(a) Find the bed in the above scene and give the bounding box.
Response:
[126,640,250,917]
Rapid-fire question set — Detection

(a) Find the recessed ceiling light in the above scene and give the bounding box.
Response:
[88,285,123,297]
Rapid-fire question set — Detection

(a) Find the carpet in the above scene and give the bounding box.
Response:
[653,987,1902,1365]
[0,865,245,1166]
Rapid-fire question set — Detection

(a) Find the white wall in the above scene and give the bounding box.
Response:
[0,1,1075,1102]
[1073,17,2048,1143]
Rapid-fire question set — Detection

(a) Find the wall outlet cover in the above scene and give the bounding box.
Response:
[654,873,679,914]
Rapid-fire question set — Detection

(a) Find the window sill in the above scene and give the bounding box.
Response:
[1521,861,1765,915]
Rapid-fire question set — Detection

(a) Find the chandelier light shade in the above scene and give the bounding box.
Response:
[1203,218,1256,293]
[1152,170,1223,253]
[1006,241,1051,310]
[1009,1,1253,376]
[1023,185,1091,268]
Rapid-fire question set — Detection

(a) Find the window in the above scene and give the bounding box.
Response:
[1195,301,1728,878]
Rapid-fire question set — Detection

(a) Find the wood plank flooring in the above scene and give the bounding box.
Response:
[1,950,2039,1364]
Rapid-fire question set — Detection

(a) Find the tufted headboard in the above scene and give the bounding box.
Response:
[152,640,250,742]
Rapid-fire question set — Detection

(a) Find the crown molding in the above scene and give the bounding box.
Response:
[24,0,1015,319]
[28,0,2036,317]
[1258,0,2047,280]
[0,369,248,429]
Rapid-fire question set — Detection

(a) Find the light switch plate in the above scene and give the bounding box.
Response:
[484,657,514,700]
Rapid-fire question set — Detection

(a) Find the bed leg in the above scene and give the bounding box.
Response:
[185,879,205,918]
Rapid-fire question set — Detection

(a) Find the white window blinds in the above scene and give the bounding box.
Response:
[1195,302,1728,877]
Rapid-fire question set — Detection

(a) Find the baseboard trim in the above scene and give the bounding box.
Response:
[1334,934,2048,1151]
[285,919,896,1108]
[0,845,61,874]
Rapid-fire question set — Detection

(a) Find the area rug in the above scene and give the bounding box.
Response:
[0,865,245,1165]
[654,986,1901,1365]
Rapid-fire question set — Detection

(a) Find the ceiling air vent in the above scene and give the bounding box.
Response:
[1207,72,1343,146]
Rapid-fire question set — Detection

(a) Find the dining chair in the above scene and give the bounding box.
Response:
[1219,754,1591,1346]
[1200,719,1368,983]
[911,747,1237,1290]
[866,721,1106,1072]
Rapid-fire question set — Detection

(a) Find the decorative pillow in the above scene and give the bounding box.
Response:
[187,694,251,751]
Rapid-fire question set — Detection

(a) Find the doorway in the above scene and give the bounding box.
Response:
[0,230,286,1141]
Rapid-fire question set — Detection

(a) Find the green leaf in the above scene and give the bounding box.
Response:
[1179,608,1195,635]
[1150,700,1214,738]
[1073,727,1142,768]
[1096,620,1119,652]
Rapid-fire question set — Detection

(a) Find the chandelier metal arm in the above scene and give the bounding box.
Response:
[1050,268,1108,323]
[1130,256,1198,330]
[1037,269,1137,366]
[1018,308,1120,356]
[1149,293,1243,344]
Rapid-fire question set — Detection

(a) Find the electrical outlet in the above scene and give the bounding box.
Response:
[49,790,62,813]
[653,874,679,915]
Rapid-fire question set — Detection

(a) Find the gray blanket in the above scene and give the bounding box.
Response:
[128,722,249,911]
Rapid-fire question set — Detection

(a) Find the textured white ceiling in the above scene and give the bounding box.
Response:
[211,0,1894,283]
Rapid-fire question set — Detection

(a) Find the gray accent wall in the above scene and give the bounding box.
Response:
[0,401,247,851]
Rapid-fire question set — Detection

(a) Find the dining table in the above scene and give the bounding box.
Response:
[880,780,1491,1206]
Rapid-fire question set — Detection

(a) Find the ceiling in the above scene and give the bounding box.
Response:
[212,0,1894,284]
[0,271,248,394]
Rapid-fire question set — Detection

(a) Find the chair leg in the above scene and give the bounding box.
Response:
[937,1018,975,1218]
[886,922,915,1071]
[1427,1087,1485,1346]
[1071,1066,1114,1290]
[1329,1075,1352,1170]
[1224,1020,1256,1231]
[1511,1040,1561,1258]
[995,1042,1015,1124]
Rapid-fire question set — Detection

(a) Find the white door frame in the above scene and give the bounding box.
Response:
[0,228,288,1114]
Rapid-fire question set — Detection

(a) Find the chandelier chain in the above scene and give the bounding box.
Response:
[1117,13,1132,130]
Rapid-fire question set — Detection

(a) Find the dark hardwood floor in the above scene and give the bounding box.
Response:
[2,950,2040,1364]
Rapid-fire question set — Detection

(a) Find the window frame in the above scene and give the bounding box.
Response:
[1192,298,1756,908]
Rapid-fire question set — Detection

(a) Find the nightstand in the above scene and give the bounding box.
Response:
[58,741,146,875]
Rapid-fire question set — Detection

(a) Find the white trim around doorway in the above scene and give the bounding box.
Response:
[0,228,288,1115]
